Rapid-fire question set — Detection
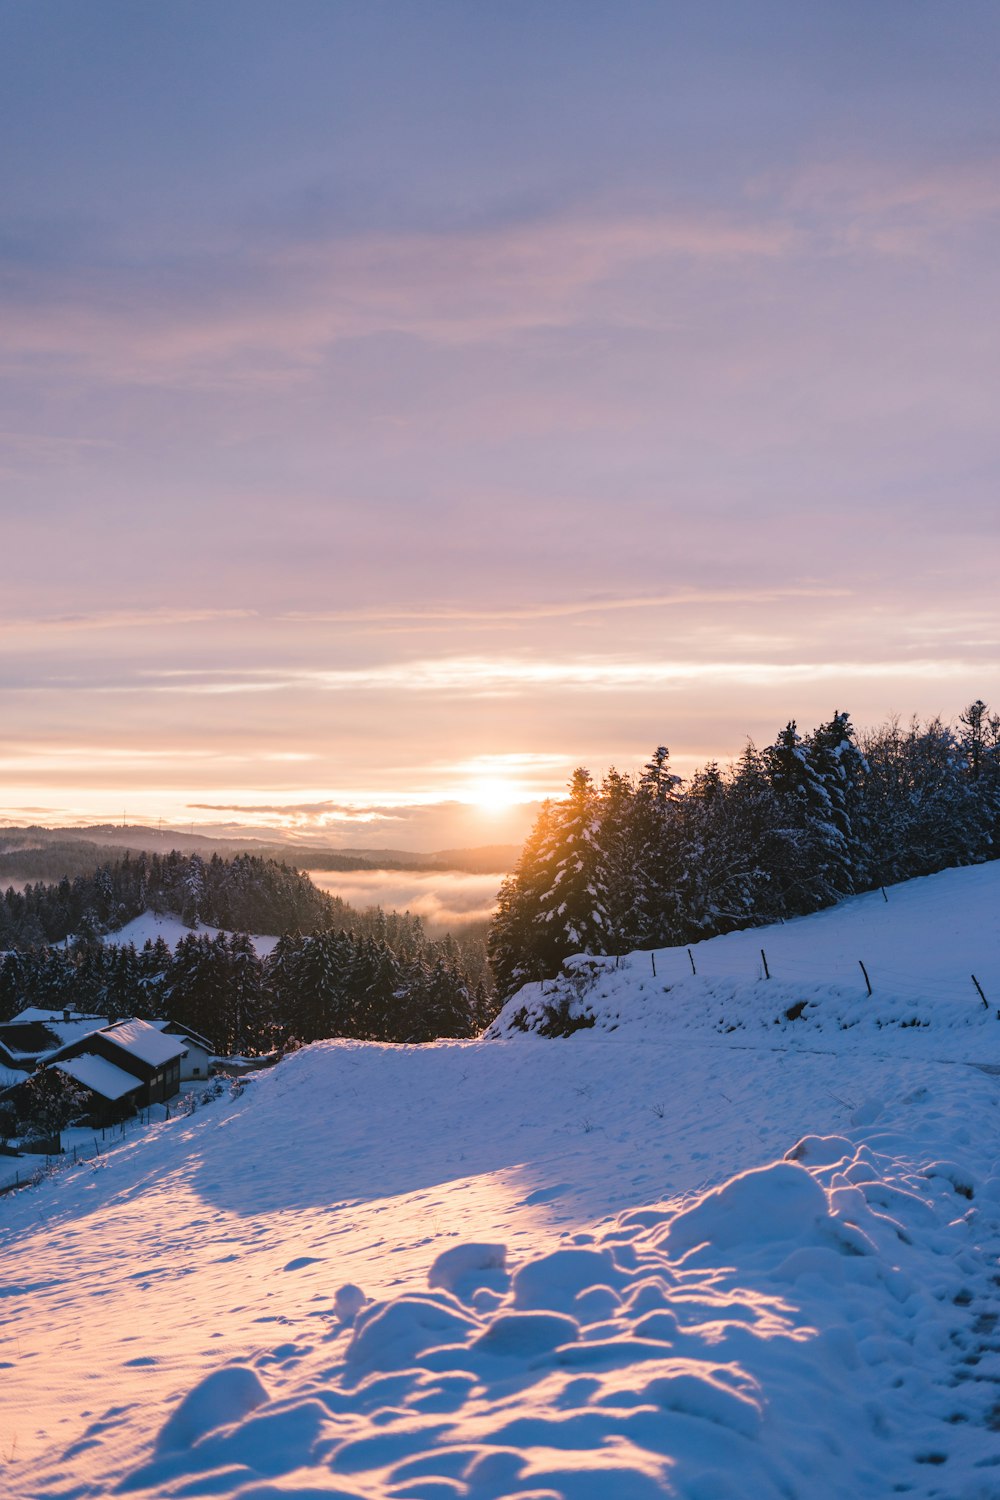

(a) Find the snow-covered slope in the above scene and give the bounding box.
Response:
[101,909,280,957]
[2,864,1000,1499]
[488,860,1000,1057]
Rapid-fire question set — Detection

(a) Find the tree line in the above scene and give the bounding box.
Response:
[0,926,493,1053]
[487,702,1000,998]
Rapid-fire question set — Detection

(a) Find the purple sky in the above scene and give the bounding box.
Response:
[2,2,999,846]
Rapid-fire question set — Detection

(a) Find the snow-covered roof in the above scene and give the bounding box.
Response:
[101,1019,187,1068]
[149,1019,213,1051]
[12,1007,104,1025]
[0,1013,110,1059]
[55,1053,144,1102]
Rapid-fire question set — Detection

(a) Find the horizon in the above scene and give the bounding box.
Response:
[3,3,998,851]
[1,690,995,854]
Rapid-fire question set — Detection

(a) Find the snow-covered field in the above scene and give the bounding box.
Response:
[102,910,280,957]
[2,865,1000,1498]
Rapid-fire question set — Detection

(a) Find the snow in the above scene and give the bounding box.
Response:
[54,1052,144,1102]
[1,861,1000,1498]
[101,910,280,957]
[3,1010,110,1057]
[487,861,1000,1059]
[100,1018,187,1068]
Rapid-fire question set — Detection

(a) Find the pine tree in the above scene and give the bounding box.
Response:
[807,710,866,894]
[488,800,562,997]
[765,720,850,911]
[532,768,608,969]
[631,746,683,946]
[595,768,643,952]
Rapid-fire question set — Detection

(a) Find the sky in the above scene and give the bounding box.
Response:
[2,1,999,849]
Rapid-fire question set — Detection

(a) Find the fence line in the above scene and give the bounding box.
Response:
[602,947,999,1012]
[0,1097,177,1197]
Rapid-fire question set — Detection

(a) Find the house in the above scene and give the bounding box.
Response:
[48,1019,186,1109]
[1,1017,189,1134]
[0,1009,110,1073]
[149,1019,214,1080]
[50,1053,145,1124]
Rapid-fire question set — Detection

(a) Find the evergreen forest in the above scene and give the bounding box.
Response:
[487,703,1000,998]
[0,850,339,947]
[0,852,493,1050]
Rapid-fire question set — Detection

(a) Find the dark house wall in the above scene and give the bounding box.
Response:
[51,1033,182,1108]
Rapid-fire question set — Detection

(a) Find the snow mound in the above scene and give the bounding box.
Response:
[664,1160,829,1257]
[100,1122,1000,1499]
[155,1366,270,1453]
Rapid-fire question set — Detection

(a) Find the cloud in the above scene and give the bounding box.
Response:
[0,589,849,645]
[189,800,408,823]
[0,206,797,385]
[278,586,850,627]
[0,607,255,639]
[769,155,1000,257]
[129,654,983,699]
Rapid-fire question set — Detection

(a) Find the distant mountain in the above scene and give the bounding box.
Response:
[0,826,520,886]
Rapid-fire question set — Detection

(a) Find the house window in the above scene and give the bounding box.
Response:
[193,1067,201,1076]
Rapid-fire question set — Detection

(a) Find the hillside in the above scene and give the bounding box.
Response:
[488,861,1000,1050]
[2,864,1000,1498]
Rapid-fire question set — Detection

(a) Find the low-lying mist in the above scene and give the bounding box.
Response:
[305,868,503,936]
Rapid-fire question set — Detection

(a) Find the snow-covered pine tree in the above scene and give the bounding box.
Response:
[765,720,850,912]
[261,931,302,1044]
[959,698,1000,846]
[807,710,867,894]
[630,747,683,946]
[181,854,206,929]
[531,767,609,971]
[715,741,786,926]
[488,799,562,997]
[412,957,472,1042]
[292,929,351,1043]
[595,767,643,952]
[226,932,264,1055]
[673,760,741,937]
[902,716,984,873]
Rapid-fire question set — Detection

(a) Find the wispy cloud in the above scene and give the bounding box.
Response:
[0,745,256,772]
[98,654,986,699]
[0,606,255,638]
[0,207,797,385]
[189,800,408,821]
[279,586,850,627]
[306,868,504,930]
[0,589,850,642]
[769,154,1000,257]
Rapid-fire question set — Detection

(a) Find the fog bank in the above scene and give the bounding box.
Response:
[305,868,502,933]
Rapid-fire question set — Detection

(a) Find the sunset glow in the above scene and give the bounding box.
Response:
[464,779,525,814]
[4,11,1000,1499]
[0,5,997,849]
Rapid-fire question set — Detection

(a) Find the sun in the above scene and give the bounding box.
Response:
[466,778,521,813]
